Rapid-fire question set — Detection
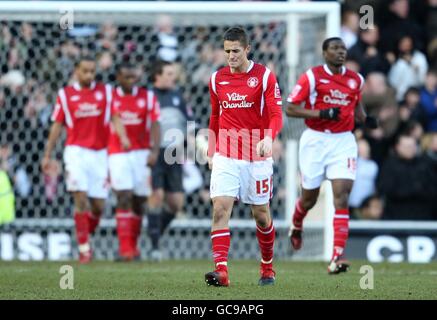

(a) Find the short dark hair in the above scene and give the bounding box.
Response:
[74,55,95,68]
[223,27,249,47]
[150,60,173,82]
[116,62,136,74]
[322,37,343,51]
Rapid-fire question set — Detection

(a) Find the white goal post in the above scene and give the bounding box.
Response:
[0,1,341,261]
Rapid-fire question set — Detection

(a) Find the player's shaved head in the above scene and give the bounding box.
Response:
[116,62,138,94]
[322,37,343,51]
[74,55,95,69]
[223,27,249,48]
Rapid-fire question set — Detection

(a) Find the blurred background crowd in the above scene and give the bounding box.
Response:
[0,0,436,222]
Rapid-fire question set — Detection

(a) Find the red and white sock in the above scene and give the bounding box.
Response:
[292,198,308,230]
[332,208,350,259]
[131,214,142,253]
[211,229,230,270]
[87,212,100,234]
[256,222,275,268]
[116,209,134,256]
[74,212,91,254]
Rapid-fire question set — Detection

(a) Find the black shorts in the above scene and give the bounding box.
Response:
[151,148,184,193]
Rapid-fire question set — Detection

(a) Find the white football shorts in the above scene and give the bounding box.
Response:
[210,153,274,205]
[63,145,109,198]
[299,128,358,190]
[108,149,152,197]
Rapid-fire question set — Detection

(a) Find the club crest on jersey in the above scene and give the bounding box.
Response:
[247,77,259,88]
[137,98,146,108]
[94,91,104,101]
[347,79,358,90]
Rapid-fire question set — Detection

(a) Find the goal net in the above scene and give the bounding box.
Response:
[0,1,340,261]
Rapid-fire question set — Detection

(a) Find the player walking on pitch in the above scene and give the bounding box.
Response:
[205,27,283,286]
[108,63,161,261]
[285,37,378,274]
[41,56,112,263]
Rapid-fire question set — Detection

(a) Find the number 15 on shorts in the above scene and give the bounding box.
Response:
[256,177,273,196]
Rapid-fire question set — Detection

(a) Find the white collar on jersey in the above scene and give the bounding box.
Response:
[246,60,254,73]
[116,86,138,97]
[323,64,346,76]
[73,81,96,91]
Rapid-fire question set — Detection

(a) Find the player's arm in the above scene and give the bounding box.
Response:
[41,95,65,173]
[147,97,161,167]
[41,121,63,173]
[257,72,283,157]
[285,73,339,121]
[207,76,220,169]
[354,76,378,129]
[111,114,131,150]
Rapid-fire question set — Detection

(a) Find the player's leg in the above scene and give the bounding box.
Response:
[205,196,234,287]
[64,146,94,263]
[147,188,164,260]
[328,179,354,274]
[72,191,93,263]
[162,191,184,233]
[289,187,320,250]
[113,190,137,260]
[108,152,136,260]
[242,158,275,285]
[290,129,325,250]
[131,195,146,259]
[251,203,276,286]
[205,154,239,287]
[325,132,357,274]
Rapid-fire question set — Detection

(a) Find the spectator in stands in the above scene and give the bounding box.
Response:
[419,70,437,132]
[377,135,435,220]
[348,25,390,77]
[378,0,425,57]
[341,9,359,49]
[154,14,179,62]
[388,35,428,101]
[0,143,31,198]
[422,132,437,218]
[353,195,383,220]
[398,87,427,130]
[349,139,379,210]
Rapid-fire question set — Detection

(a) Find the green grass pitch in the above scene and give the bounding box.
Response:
[0,260,436,300]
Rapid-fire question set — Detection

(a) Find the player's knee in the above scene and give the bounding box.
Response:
[301,197,317,212]
[333,193,349,209]
[212,203,230,225]
[117,192,132,210]
[74,194,89,212]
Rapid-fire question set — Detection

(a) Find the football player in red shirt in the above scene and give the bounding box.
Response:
[108,63,160,261]
[41,56,112,263]
[205,27,283,286]
[285,37,378,274]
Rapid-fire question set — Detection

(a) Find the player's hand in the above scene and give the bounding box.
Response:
[147,150,159,167]
[364,116,378,129]
[41,156,51,174]
[319,108,340,121]
[207,156,213,170]
[256,136,273,157]
[121,136,131,150]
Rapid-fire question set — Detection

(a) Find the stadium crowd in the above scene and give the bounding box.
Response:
[0,0,436,221]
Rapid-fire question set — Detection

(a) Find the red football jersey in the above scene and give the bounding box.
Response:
[108,86,160,154]
[51,82,112,150]
[208,61,283,161]
[287,64,364,133]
